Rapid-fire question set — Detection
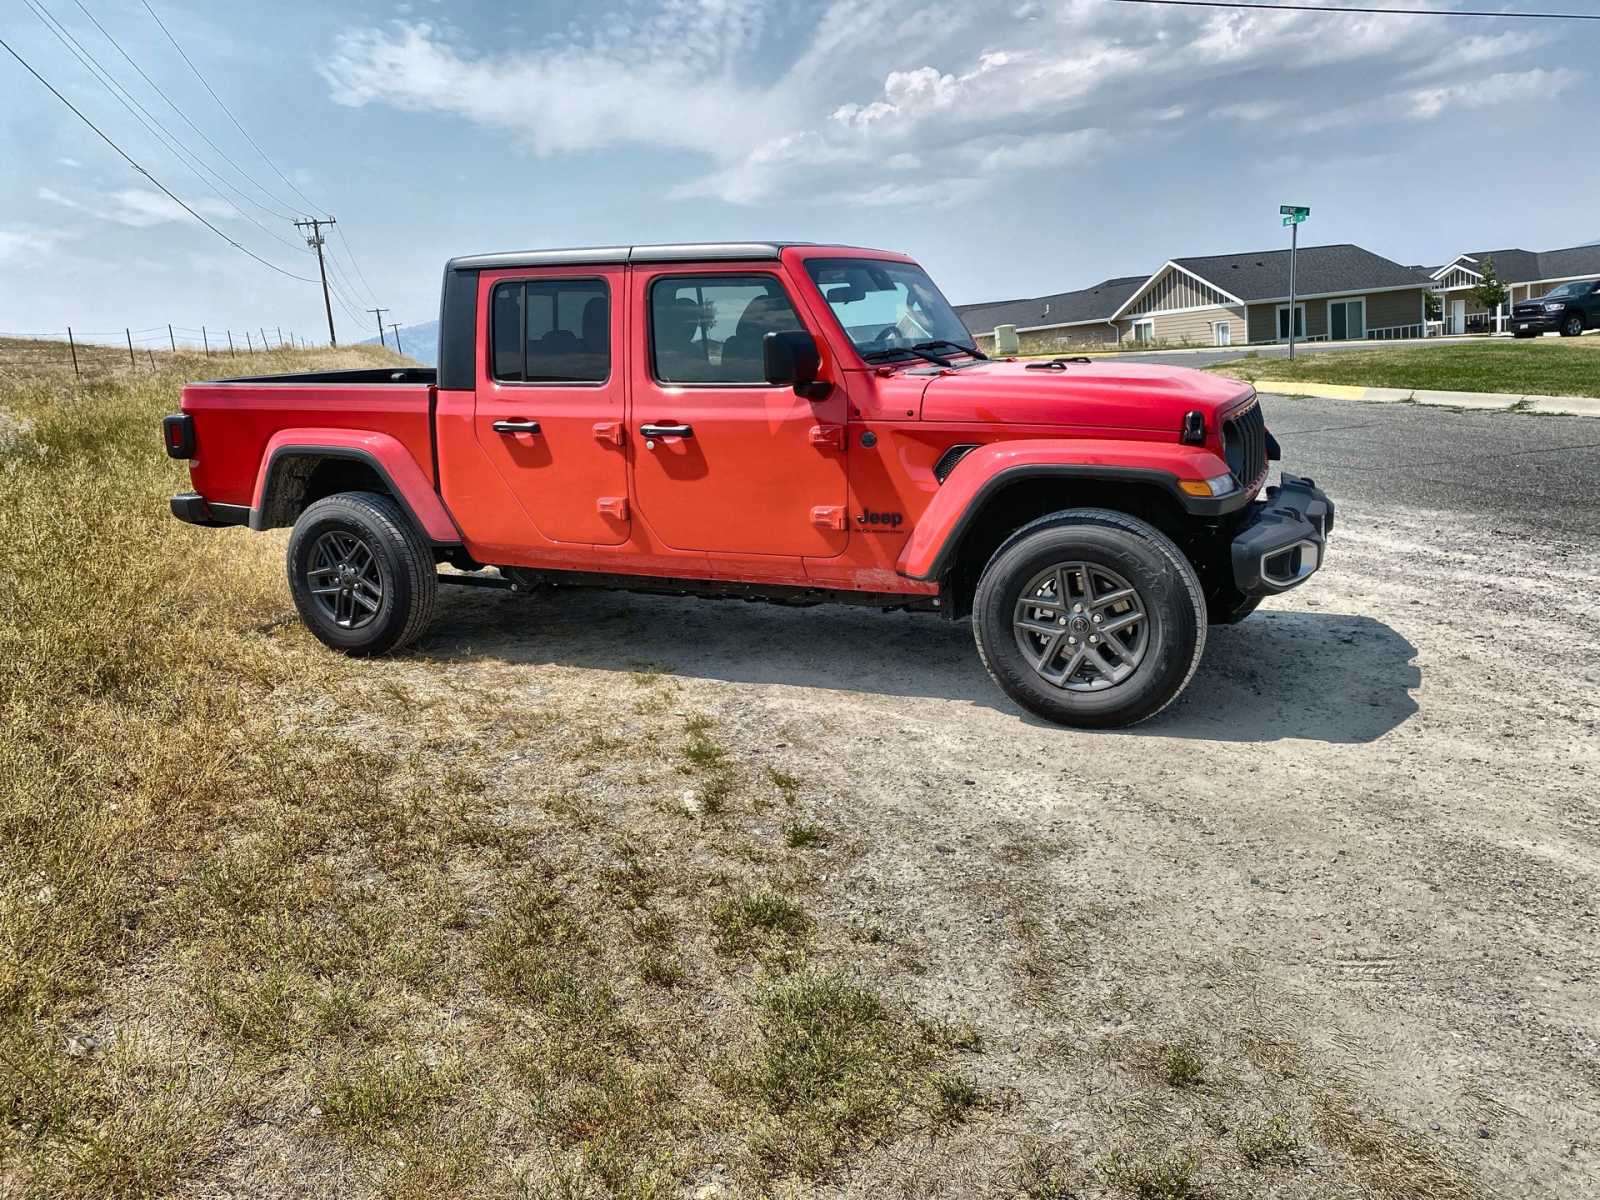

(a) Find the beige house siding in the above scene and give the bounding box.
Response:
[1363,289,1426,332]
[1247,288,1425,342]
[1121,270,1235,317]
[1118,305,1245,346]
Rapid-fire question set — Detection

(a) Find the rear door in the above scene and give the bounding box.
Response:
[627,265,849,558]
[474,267,629,544]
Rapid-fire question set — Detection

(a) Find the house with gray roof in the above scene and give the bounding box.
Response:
[1429,243,1600,334]
[958,242,1432,352]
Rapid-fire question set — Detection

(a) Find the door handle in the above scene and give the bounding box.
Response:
[492,419,541,434]
[639,423,693,438]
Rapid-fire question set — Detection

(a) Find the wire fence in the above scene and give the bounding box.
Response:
[0,322,331,379]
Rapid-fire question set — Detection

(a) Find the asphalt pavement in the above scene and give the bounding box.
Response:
[1262,392,1600,537]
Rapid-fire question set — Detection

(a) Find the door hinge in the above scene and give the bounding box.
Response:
[809,424,846,451]
[597,496,629,520]
[593,421,624,446]
[810,505,846,531]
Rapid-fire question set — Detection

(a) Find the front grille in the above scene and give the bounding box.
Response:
[1513,303,1546,317]
[1222,401,1267,488]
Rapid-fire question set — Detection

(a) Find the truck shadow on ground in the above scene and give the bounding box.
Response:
[422,589,1419,745]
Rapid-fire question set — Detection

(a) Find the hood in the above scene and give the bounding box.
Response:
[918,359,1255,431]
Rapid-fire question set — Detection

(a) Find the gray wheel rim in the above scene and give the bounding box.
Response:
[1566,316,1583,336]
[306,530,383,630]
[1013,561,1149,692]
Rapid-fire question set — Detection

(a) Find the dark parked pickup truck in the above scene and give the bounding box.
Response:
[1512,279,1600,338]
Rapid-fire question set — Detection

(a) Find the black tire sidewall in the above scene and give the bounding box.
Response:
[287,498,417,655]
[1562,315,1583,337]
[974,519,1201,727]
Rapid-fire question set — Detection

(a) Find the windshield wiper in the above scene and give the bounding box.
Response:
[862,345,953,368]
[914,339,987,361]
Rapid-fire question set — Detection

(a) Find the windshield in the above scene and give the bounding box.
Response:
[1542,281,1593,300]
[804,258,978,359]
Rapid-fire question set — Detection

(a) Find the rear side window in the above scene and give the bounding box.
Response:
[649,274,802,385]
[490,278,610,383]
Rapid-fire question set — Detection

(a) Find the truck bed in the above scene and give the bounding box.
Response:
[198,367,437,386]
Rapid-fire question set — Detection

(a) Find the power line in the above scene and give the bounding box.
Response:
[21,0,311,258]
[0,33,321,283]
[67,0,304,221]
[140,0,326,212]
[1109,0,1600,18]
[334,224,381,307]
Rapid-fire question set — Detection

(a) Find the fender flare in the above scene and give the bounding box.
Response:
[896,438,1240,582]
[250,429,462,546]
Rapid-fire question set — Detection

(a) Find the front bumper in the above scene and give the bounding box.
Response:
[171,492,250,528]
[1230,473,1333,596]
[1512,313,1561,333]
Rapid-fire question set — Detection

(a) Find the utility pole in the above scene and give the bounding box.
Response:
[201,326,210,357]
[294,216,339,346]
[368,307,389,348]
[388,322,403,357]
[126,328,136,368]
[168,324,176,352]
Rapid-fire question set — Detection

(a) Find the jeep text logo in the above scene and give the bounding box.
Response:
[856,509,903,529]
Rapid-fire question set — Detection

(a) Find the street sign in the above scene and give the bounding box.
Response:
[1281,206,1309,357]
[1282,215,1306,226]
[1280,204,1310,217]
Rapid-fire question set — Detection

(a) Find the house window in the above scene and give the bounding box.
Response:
[1328,297,1365,342]
[1212,321,1232,347]
[1132,318,1155,345]
[1276,304,1305,341]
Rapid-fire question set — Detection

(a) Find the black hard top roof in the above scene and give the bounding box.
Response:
[446,242,826,271]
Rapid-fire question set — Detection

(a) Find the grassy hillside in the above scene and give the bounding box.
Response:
[1207,334,1600,397]
[0,341,1483,1198]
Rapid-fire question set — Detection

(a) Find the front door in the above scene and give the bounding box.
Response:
[628,266,849,558]
[474,267,630,545]
[1450,299,1466,335]
[1329,297,1365,341]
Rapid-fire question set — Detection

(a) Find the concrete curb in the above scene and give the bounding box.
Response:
[1250,380,1600,418]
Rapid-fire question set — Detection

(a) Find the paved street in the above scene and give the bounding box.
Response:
[1261,392,1600,536]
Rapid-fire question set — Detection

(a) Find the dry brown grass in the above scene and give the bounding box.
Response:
[0,338,1490,1199]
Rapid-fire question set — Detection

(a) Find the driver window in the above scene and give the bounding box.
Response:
[649,275,802,385]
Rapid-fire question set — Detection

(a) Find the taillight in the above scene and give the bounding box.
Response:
[162,414,194,459]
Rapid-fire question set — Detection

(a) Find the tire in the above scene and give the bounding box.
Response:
[972,509,1206,728]
[286,491,437,656]
[1560,314,1584,338]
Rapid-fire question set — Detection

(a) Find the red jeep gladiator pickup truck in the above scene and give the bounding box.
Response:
[165,241,1332,727]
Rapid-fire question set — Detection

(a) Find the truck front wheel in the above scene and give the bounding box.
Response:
[286,491,437,656]
[1561,314,1584,338]
[972,509,1206,728]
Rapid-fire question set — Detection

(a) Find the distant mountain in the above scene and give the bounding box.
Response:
[360,319,437,366]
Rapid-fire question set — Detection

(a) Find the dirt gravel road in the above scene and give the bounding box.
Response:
[394,467,1600,1197]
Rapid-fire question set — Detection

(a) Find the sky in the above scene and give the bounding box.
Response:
[2,0,1597,349]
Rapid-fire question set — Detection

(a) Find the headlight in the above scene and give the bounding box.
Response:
[1544,303,1565,312]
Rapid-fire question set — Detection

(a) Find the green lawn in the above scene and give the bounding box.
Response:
[1205,334,1600,398]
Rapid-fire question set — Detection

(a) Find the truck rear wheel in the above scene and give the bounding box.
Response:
[972,509,1206,728]
[286,491,437,656]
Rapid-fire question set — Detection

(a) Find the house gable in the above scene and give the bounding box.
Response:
[1110,262,1244,321]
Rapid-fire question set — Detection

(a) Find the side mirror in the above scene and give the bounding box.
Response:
[763,330,831,400]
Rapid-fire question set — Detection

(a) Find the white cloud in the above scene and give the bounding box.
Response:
[37,186,236,228]
[1406,68,1575,120]
[0,228,71,265]
[1405,31,1547,80]
[972,128,1109,173]
[316,1,1585,208]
